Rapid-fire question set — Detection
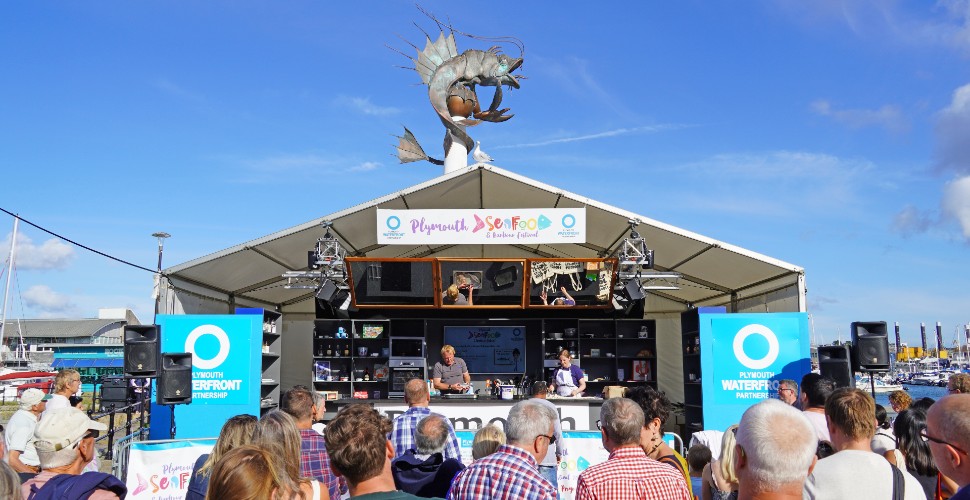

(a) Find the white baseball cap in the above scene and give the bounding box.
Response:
[33,407,108,453]
[19,388,51,408]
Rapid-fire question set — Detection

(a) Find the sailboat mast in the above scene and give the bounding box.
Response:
[0,216,20,365]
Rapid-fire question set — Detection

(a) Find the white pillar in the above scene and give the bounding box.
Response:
[443,116,469,175]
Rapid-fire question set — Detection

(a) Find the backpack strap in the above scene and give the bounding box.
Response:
[891,462,904,500]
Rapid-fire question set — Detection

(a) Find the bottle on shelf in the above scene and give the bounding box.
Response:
[326,344,333,356]
[343,344,351,357]
[364,369,371,381]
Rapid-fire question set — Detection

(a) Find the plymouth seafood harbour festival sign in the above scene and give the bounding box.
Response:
[377,208,586,244]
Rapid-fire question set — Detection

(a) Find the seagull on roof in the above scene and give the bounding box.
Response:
[472,141,494,163]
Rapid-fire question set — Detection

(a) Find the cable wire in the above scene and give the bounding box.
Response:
[0,207,159,275]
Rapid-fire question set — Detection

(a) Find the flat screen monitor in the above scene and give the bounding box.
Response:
[443,326,527,374]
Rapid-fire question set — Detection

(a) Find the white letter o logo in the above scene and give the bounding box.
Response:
[733,324,779,370]
[185,324,231,370]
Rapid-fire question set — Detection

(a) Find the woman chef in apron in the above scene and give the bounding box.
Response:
[550,349,586,397]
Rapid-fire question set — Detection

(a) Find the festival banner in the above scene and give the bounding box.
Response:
[125,439,216,500]
[377,208,586,245]
[701,312,811,431]
[373,400,594,431]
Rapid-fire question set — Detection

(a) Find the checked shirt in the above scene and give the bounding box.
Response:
[576,446,692,500]
[447,444,557,500]
[390,406,461,461]
[299,428,345,500]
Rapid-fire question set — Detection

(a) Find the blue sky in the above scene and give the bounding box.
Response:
[1,1,969,347]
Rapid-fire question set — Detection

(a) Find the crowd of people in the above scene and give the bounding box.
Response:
[5,369,970,499]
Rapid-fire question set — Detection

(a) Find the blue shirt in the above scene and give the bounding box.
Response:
[390,407,461,461]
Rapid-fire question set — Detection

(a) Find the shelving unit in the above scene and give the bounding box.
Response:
[311,317,659,400]
[236,308,283,415]
[681,306,726,435]
[541,318,657,394]
[312,319,391,399]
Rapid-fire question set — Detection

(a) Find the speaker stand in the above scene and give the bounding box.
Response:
[170,406,177,440]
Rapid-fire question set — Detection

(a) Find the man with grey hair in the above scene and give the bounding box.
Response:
[5,387,49,474]
[926,395,970,499]
[391,378,461,461]
[20,407,126,498]
[777,379,798,406]
[448,399,558,499]
[734,399,816,499]
[577,397,690,499]
[531,380,566,489]
[392,414,465,498]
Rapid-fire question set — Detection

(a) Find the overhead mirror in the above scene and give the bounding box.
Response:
[528,259,616,308]
[438,259,526,307]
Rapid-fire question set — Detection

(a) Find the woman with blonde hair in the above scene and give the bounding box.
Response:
[252,410,329,499]
[702,425,739,500]
[44,369,81,414]
[186,414,258,500]
[471,423,506,460]
[206,445,281,500]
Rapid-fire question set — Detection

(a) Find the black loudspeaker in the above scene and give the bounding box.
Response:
[851,321,890,372]
[316,279,338,302]
[624,280,645,301]
[819,345,855,389]
[99,376,131,411]
[156,353,193,405]
[124,325,160,378]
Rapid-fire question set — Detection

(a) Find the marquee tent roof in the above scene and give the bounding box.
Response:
[163,164,804,314]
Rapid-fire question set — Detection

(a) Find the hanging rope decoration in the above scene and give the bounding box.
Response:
[531,261,586,293]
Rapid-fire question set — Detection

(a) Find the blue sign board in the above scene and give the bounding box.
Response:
[150,314,261,439]
[701,313,811,431]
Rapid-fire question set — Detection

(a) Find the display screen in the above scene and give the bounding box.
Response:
[443,326,527,374]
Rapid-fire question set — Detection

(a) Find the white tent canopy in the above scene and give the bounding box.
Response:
[160,164,805,315]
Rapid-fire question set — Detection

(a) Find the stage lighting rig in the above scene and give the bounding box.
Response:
[283,220,349,292]
[611,219,681,297]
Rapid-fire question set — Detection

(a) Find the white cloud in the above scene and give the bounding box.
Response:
[935,0,970,55]
[668,150,877,217]
[942,175,970,238]
[334,96,400,116]
[350,161,381,172]
[498,124,690,149]
[774,1,970,55]
[22,285,73,313]
[0,233,75,270]
[935,83,970,175]
[892,205,936,237]
[811,99,908,134]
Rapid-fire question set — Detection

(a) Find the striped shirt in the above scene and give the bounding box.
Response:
[390,406,462,461]
[577,446,692,500]
[447,444,557,500]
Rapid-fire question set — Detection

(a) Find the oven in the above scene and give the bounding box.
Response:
[389,359,426,398]
[388,337,426,397]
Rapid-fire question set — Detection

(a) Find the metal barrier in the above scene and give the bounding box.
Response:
[88,393,152,461]
[664,431,685,456]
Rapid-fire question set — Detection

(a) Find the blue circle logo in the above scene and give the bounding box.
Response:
[386,216,401,230]
[562,214,576,228]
